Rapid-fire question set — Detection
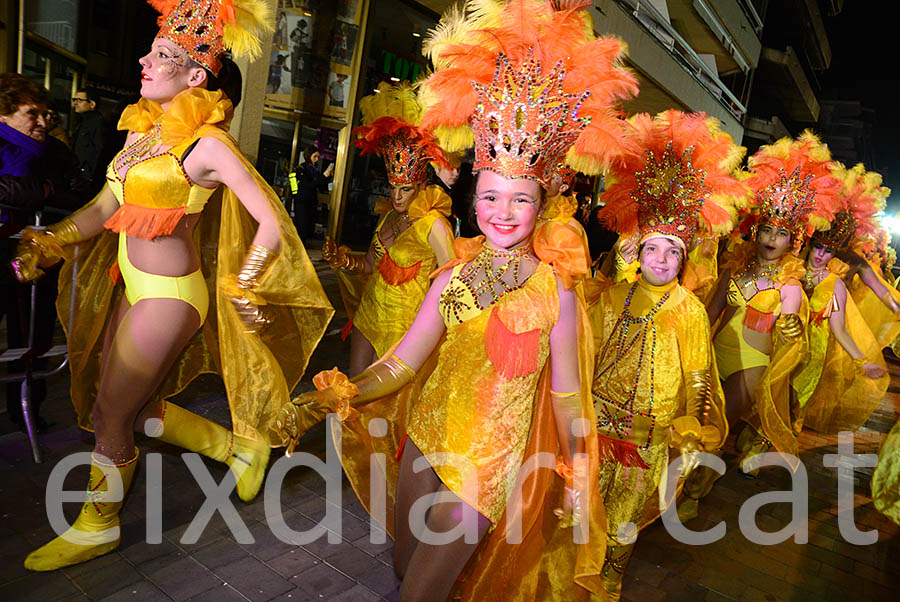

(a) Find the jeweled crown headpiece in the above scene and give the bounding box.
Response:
[353,82,449,187]
[741,130,841,247]
[149,0,272,75]
[814,162,888,251]
[599,110,747,249]
[420,0,638,184]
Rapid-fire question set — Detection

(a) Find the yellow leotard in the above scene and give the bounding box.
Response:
[714,279,780,380]
[103,103,220,322]
[354,185,453,358]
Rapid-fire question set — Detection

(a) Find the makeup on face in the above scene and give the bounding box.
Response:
[756,223,791,261]
[473,170,541,250]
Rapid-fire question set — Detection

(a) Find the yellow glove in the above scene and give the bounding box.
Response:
[774,313,803,344]
[322,237,367,273]
[11,219,81,282]
[226,244,278,333]
[678,433,703,476]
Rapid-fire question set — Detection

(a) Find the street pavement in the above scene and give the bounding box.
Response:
[0,249,898,601]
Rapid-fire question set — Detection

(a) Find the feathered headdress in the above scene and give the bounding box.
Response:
[598,110,748,249]
[814,162,889,252]
[353,82,450,187]
[740,130,841,250]
[149,0,273,75]
[419,0,638,184]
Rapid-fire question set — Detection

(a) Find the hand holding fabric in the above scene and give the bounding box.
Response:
[11,219,81,282]
[225,244,277,333]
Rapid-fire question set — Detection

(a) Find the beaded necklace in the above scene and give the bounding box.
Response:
[595,282,670,438]
[737,260,780,292]
[459,244,533,309]
[802,266,828,292]
[114,122,163,180]
[386,211,410,239]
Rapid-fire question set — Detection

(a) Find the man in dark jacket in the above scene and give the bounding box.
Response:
[1,73,89,431]
[71,88,106,195]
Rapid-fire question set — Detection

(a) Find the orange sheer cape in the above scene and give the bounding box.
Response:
[56,89,334,442]
[332,228,608,600]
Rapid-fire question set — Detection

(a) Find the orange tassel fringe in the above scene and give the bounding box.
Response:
[378,252,421,286]
[597,433,650,469]
[108,262,122,285]
[484,308,540,379]
[809,308,828,326]
[743,306,776,333]
[104,204,186,240]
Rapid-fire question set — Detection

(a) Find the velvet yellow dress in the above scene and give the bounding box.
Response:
[55,88,334,442]
[714,240,808,465]
[793,258,888,432]
[588,276,727,531]
[351,185,453,358]
[332,231,607,600]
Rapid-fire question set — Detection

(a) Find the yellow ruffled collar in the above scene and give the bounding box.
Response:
[542,193,578,221]
[117,88,234,145]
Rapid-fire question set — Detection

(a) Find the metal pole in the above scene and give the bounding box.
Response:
[21,211,43,463]
[16,0,24,73]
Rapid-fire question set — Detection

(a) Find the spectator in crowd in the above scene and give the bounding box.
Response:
[0,73,89,430]
[71,88,106,194]
[46,110,69,147]
[289,145,333,239]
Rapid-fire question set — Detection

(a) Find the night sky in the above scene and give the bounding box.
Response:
[823,3,900,212]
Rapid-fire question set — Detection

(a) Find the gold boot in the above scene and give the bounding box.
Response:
[736,425,771,478]
[601,539,634,602]
[25,450,139,571]
[154,402,270,502]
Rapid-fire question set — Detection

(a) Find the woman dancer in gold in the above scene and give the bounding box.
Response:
[14,0,332,570]
[794,162,889,434]
[322,82,455,375]
[706,132,840,474]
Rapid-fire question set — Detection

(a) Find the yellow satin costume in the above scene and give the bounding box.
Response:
[873,419,900,526]
[331,229,608,600]
[793,258,888,432]
[588,277,727,530]
[714,240,808,463]
[850,258,900,350]
[55,88,334,442]
[351,186,453,358]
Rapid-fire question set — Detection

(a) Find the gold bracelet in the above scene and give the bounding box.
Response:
[237,244,277,289]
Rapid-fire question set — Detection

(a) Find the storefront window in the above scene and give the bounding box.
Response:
[26,0,80,54]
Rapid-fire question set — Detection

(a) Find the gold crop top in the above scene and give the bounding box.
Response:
[103,135,217,240]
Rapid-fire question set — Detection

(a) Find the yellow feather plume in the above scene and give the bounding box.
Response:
[359,81,422,126]
[222,0,274,61]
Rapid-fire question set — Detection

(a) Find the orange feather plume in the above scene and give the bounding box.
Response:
[597,110,748,246]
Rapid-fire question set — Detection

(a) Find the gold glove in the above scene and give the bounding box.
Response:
[322,237,367,273]
[229,244,278,332]
[679,433,703,476]
[683,369,712,425]
[273,357,415,455]
[774,313,803,343]
[350,354,416,404]
[11,219,81,282]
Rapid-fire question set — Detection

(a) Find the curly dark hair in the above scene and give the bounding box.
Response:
[0,73,50,117]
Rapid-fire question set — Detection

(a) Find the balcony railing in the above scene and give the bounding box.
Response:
[615,0,748,121]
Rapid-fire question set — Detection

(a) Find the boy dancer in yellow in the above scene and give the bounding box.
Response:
[14,0,333,571]
[591,110,739,600]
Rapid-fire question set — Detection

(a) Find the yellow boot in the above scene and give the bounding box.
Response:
[154,402,269,502]
[600,539,634,602]
[25,450,139,571]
